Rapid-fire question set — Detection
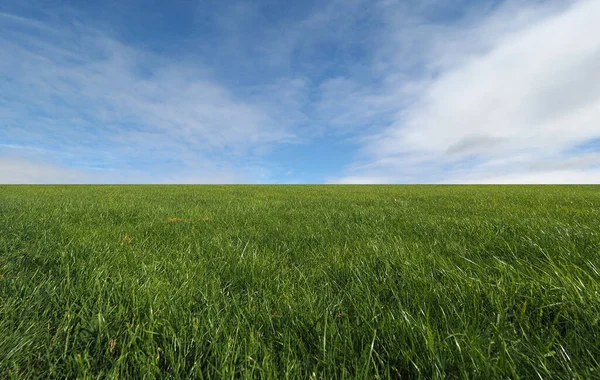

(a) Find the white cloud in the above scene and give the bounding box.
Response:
[0,153,249,184]
[446,170,600,185]
[0,156,92,184]
[333,0,600,184]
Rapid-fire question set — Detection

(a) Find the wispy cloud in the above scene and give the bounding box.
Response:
[0,11,294,183]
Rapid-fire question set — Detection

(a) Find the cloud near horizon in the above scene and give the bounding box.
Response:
[1,0,599,184]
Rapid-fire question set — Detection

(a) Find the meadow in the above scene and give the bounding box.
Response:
[1,185,599,378]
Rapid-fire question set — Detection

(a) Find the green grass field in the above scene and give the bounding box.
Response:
[1,185,599,378]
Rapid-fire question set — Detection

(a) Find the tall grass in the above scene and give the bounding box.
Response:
[1,185,599,378]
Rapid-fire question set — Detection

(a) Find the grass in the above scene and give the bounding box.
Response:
[1,185,599,379]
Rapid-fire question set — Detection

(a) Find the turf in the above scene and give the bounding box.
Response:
[1,185,599,378]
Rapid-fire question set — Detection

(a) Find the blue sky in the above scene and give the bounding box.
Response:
[1,0,599,183]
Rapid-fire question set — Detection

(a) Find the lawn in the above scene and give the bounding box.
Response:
[1,185,599,378]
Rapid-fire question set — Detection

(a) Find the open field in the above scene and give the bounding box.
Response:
[1,185,599,378]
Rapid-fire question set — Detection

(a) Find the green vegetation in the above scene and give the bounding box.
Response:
[1,185,599,378]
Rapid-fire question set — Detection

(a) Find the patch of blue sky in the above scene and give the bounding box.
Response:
[266,136,359,184]
[565,138,600,155]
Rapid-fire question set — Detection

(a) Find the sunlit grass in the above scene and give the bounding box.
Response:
[1,185,599,378]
